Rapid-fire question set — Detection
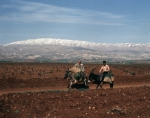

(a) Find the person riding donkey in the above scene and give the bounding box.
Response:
[69,60,85,83]
[74,60,85,80]
[99,61,110,85]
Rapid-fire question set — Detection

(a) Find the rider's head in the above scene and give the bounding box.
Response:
[78,60,81,64]
[103,61,106,65]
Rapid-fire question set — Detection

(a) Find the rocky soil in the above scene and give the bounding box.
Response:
[0,62,150,118]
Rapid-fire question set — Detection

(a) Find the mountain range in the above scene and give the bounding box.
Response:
[1,38,150,63]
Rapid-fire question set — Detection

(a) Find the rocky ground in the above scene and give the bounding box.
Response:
[0,62,150,118]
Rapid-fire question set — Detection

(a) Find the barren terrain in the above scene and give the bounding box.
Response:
[0,62,150,118]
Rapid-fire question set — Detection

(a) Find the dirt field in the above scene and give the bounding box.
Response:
[0,62,150,118]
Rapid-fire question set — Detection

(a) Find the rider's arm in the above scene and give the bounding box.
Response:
[99,66,103,73]
[81,64,84,71]
[74,63,78,67]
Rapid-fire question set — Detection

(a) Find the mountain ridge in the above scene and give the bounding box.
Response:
[1,38,150,62]
[4,38,150,49]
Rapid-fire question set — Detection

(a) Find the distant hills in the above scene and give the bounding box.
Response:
[1,38,150,63]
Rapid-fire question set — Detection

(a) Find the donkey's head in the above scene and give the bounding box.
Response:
[64,70,69,79]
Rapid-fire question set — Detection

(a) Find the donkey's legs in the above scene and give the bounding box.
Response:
[69,81,73,89]
[84,79,87,86]
[96,84,99,89]
[110,83,112,88]
[111,81,114,88]
[96,81,101,89]
[68,74,74,89]
[82,72,88,86]
[110,81,114,88]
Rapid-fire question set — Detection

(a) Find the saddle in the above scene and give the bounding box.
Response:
[105,73,114,81]
[69,67,85,81]
[69,66,80,74]
[99,73,115,81]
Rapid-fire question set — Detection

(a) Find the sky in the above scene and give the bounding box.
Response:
[0,0,150,44]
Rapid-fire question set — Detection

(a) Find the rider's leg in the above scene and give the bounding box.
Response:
[69,81,73,88]
[98,74,101,81]
[100,72,108,84]
[80,71,86,81]
[101,74,105,83]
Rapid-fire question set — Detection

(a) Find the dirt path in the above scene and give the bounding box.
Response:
[1,83,150,95]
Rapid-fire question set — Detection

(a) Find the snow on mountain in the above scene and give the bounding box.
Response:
[5,38,150,51]
[5,38,96,47]
[1,38,150,62]
[5,38,150,47]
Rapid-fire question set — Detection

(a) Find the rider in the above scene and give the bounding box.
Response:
[74,60,85,81]
[99,61,110,85]
[74,60,84,72]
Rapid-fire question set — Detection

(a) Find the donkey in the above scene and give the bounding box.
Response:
[64,69,89,89]
[88,69,114,89]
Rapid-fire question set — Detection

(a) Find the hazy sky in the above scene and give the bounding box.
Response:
[0,0,150,44]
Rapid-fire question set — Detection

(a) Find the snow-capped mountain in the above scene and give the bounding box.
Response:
[1,38,150,62]
[5,38,150,50]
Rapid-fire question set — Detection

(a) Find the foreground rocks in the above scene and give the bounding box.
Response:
[0,86,150,118]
